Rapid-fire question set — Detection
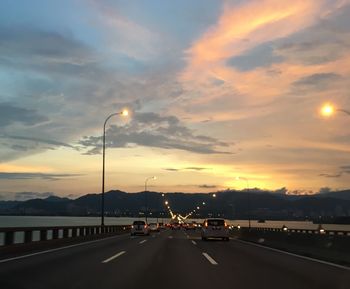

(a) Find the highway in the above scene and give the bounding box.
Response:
[0,229,349,289]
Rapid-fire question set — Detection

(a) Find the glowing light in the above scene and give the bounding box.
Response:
[212,194,216,198]
[121,109,129,116]
[165,201,169,205]
[320,103,334,117]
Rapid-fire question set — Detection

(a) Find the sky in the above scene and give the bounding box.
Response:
[0,0,350,200]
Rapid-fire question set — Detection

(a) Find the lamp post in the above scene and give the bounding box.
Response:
[101,109,128,226]
[145,176,156,223]
[320,103,350,117]
[236,176,251,229]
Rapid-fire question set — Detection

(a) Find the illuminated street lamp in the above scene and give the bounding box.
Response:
[101,109,128,226]
[320,103,350,118]
[145,176,157,223]
[165,200,169,206]
[212,193,216,198]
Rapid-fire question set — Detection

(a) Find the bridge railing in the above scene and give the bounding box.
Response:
[0,225,130,247]
[231,226,350,236]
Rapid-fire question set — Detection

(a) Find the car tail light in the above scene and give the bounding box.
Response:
[144,224,148,228]
[204,221,208,227]
[224,221,228,228]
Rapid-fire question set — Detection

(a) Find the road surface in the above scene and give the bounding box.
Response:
[0,229,349,289]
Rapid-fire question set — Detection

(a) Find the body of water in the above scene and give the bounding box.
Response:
[0,216,349,231]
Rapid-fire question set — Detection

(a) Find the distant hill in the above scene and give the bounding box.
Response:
[1,189,350,221]
[316,190,350,201]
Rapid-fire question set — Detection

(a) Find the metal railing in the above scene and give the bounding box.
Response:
[0,225,130,246]
[233,226,350,236]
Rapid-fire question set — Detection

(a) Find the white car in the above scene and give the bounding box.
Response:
[149,223,160,232]
[201,218,229,241]
[131,220,150,236]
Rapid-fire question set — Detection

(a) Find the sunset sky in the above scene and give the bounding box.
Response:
[1,0,350,200]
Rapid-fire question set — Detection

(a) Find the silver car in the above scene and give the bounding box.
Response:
[131,220,150,236]
[201,218,229,241]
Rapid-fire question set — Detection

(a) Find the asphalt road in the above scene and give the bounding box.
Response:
[0,229,349,289]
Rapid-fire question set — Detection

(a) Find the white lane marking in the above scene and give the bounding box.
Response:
[0,234,128,264]
[168,236,173,239]
[202,252,218,265]
[235,239,350,271]
[191,240,197,245]
[102,251,126,263]
[139,239,147,244]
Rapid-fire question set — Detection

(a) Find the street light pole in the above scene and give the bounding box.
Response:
[101,110,128,226]
[144,176,156,223]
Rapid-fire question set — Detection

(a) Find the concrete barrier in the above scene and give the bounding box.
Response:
[0,225,131,247]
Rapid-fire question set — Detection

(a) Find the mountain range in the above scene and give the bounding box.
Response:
[1,189,350,221]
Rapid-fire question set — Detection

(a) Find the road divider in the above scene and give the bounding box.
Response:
[102,251,126,263]
[202,252,218,265]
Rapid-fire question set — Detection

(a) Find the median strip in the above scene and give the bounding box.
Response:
[139,239,147,244]
[102,251,126,263]
[202,252,218,265]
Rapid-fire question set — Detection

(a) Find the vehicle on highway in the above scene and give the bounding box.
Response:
[201,218,229,241]
[130,220,150,236]
[149,223,160,232]
[170,222,180,230]
[185,222,196,230]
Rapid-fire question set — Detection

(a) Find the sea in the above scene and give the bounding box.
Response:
[1,215,349,231]
[0,216,349,246]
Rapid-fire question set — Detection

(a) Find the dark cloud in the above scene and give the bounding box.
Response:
[339,165,350,172]
[198,184,217,189]
[1,135,76,149]
[292,73,341,89]
[277,42,346,65]
[0,27,96,75]
[0,103,48,127]
[319,173,342,178]
[184,167,207,171]
[228,43,283,71]
[319,165,350,178]
[318,187,332,194]
[163,167,209,172]
[0,191,56,201]
[275,4,350,66]
[79,112,232,155]
[14,191,55,201]
[0,172,83,181]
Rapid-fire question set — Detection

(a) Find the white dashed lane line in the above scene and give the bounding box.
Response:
[191,240,197,245]
[139,239,147,244]
[202,252,218,265]
[102,251,126,264]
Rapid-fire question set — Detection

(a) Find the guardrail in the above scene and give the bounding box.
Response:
[0,225,130,247]
[231,225,350,236]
